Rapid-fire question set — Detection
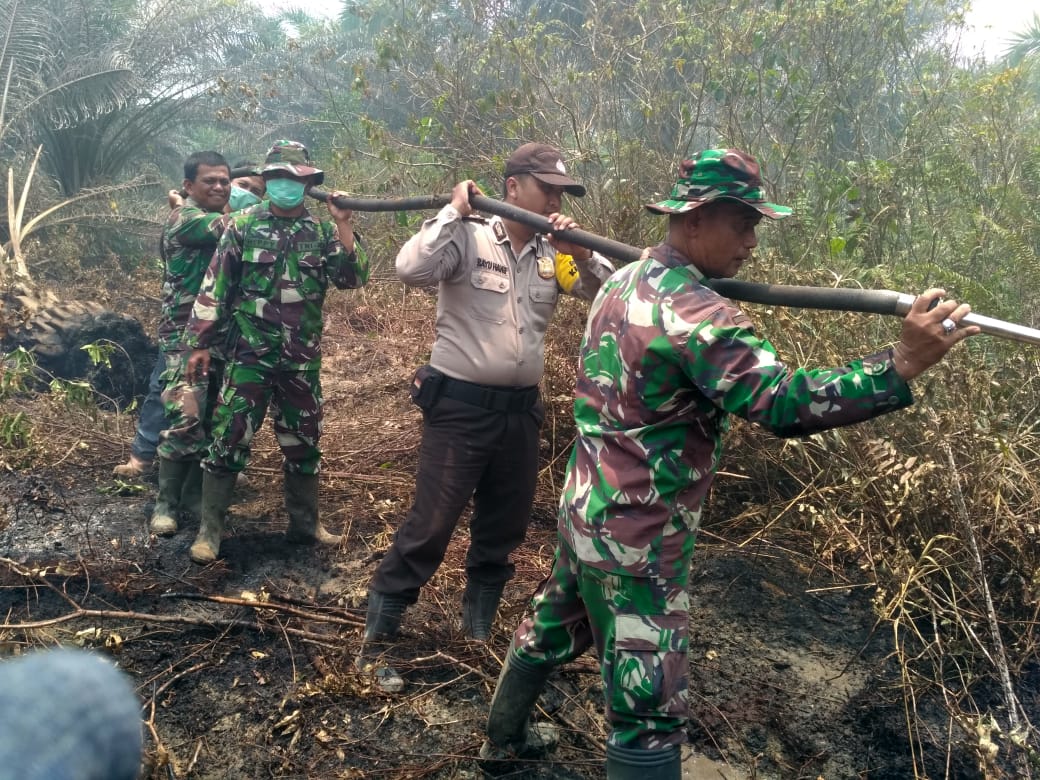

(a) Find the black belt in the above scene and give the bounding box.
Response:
[439,376,539,413]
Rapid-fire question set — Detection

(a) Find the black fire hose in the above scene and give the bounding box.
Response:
[279,181,1039,346]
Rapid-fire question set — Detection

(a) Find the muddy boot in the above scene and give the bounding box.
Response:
[479,651,557,771]
[461,580,506,641]
[355,590,409,693]
[178,459,204,524]
[149,458,192,536]
[113,453,153,478]
[605,744,681,780]
[283,472,341,545]
[189,471,235,565]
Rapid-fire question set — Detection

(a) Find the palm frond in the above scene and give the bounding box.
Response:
[14,66,137,130]
[1003,13,1040,67]
[0,0,51,79]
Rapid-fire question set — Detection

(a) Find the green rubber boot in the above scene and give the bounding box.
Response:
[149,458,192,536]
[283,472,342,545]
[605,743,681,780]
[188,471,236,564]
[178,459,204,524]
[479,650,557,771]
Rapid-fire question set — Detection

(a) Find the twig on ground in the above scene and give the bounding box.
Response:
[159,591,364,627]
[148,661,211,703]
[144,682,178,780]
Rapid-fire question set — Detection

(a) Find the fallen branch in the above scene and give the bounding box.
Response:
[0,603,348,647]
[159,592,364,627]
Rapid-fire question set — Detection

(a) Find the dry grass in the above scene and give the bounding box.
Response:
[706,296,1040,778]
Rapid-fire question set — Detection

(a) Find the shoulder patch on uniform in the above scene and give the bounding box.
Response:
[462,214,488,224]
[491,220,508,241]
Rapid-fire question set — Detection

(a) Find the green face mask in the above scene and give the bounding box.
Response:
[266,178,306,209]
[228,185,261,212]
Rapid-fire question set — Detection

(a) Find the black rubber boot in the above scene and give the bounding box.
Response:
[479,651,557,770]
[356,590,410,693]
[150,457,192,536]
[178,459,203,524]
[188,471,236,564]
[461,580,506,640]
[605,743,681,780]
[284,472,342,545]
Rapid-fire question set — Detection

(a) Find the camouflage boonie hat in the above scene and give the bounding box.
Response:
[261,140,324,185]
[646,148,791,219]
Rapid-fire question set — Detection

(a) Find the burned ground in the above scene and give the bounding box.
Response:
[0,278,984,779]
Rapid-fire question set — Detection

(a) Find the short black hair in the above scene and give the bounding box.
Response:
[184,151,229,182]
[503,171,530,199]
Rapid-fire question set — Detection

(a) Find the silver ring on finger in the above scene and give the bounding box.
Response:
[941,318,956,335]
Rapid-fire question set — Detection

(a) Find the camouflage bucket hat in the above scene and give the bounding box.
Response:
[261,140,324,185]
[645,148,791,219]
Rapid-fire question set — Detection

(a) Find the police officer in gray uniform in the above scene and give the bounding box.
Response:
[359,143,614,691]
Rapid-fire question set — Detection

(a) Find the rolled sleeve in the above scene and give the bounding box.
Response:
[569,251,616,301]
[396,205,466,286]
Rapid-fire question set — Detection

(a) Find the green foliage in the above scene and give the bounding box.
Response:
[97,479,148,496]
[0,410,30,449]
[0,347,35,464]
[0,347,36,399]
[1,0,268,195]
[1004,12,1040,67]
[48,378,97,417]
[81,340,116,369]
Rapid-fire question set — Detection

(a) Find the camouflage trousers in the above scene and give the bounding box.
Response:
[157,349,225,462]
[204,356,323,475]
[509,539,690,749]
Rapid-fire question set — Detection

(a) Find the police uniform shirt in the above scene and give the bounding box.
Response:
[396,204,614,387]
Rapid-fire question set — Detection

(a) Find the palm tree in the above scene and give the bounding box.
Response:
[1,0,266,195]
[1004,13,1040,67]
[0,0,135,154]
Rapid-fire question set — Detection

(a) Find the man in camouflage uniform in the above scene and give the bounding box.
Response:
[228,160,265,211]
[479,148,979,779]
[357,143,615,693]
[148,157,272,536]
[182,140,369,565]
[114,160,266,482]
[142,151,234,536]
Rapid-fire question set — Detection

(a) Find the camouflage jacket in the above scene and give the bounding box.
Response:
[559,243,914,579]
[157,197,228,351]
[183,203,370,368]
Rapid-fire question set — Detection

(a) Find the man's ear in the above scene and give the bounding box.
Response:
[681,209,701,238]
[182,178,193,194]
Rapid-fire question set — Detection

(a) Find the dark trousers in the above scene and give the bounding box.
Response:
[370,394,544,602]
[130,350,173,462]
